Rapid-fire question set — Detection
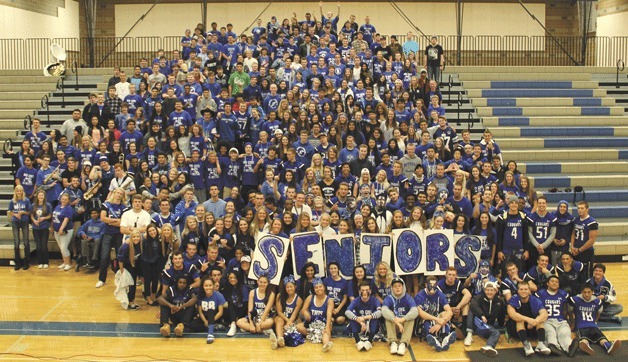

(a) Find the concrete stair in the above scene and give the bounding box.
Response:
[463,68,628,255]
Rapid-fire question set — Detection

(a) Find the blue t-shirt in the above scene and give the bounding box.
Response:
[508,294,545,317]
[9,198,31,222]
[198,291,227,318]
[572,215,598,249]
[569,295,603,329]
[324,277,349,306]
[414,289,449,316]
[52,204,73,232]
[536,288,569,322]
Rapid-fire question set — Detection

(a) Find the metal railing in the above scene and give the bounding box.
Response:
[617,59,625,88]
[40,95,50,127]
[0,35,627,70]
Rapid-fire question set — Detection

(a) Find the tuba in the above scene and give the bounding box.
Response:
[43,44,66,77]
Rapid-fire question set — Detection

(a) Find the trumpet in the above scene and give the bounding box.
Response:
[43,166,60,184]
[84,180,101,200]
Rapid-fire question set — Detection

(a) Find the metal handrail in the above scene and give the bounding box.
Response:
[447,74,453,106]
[41,95,50,127]
[72,60,79,90]
[457,92,463,126]
[23,115,32,131]
[617,59,625,89]
[57,77,66,108]
[467,112,474,131]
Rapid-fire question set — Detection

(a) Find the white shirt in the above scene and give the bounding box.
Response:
[120,209,152,233]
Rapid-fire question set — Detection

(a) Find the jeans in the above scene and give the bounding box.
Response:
[12,220,30,262]
[466,311,500,348]
[54,230,74,258]
[80,237,100,263]
[33,228,49,264]
[124,264,137,303]
[99,232,122,283]
[349,319,379,343]
[600,304,624,321]
[428,65,441,84]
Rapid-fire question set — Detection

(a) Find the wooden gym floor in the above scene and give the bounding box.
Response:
[1,262,627,361]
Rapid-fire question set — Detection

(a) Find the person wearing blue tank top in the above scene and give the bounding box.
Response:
[297,278,334,352]
[236,275,275,335]
[270,275,303,350]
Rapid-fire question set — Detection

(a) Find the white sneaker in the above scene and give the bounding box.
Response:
[263,329,272,336]
[322,341,333,352]
[535,341,551,355]
[356,341,365,351]
[363,341,372,351]
[464,332,473,346]
[63,264,72,271]
[523,341,535,356]
[227,322,237,337]
[95,281,104,288]
[38,264,43,269]
[43,264,49,269]
[481,345,498,357]
[390,341,398,354]
[269,330,278,350]
[58,263,66,269]
[397,343,407,356]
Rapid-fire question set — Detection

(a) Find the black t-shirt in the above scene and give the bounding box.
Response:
[61,168,81,184]
[425,44,444,66]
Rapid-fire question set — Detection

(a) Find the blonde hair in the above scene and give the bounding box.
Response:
[375,261,394,288]
[161,223,179,254]
[12,185,27,203]
[127,229,143,267]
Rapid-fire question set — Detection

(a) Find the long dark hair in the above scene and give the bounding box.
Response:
[472,211,495,248]
[220,271,244,306]
[351,265,368,298]
[297,262,316,298]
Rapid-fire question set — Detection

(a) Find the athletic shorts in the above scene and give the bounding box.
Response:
[577,327,606,344]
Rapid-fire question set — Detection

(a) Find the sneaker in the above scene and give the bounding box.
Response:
[23,263,29,270]
[464,332,473,346]
[480,345,498,357]
[75,263,80,272]
[535,341,551,355]
[227,323,237,337]
[610,315,622,324]
[425,334,440,348]
[263,329,272,336]
[579,340,594,355]
[206,333,214,344]
[174,323,184,337]
[38,264,43,269]
[397,342,407,356]
[568,339,579,357]
[58,263,66,269]
[95,281,104,288]
[322,341,333,352]
[14,262,20,271]
[43,264,49,269]
[277,336,285,348]
[127,303,140,310]
[356,341,365,351]
[160,324,170,337]
[441,332,457,351]
[63,264,72,271]
[363,341,372,351]
[390,341,398,354]
[269,330,278,350]
[523,341,535,356]
[607,340,621,355]
[548,343,563,356]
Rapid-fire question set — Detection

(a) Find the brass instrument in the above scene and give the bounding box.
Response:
[119,176,134,191]
[43,166,60,184]
[84,180,101,200]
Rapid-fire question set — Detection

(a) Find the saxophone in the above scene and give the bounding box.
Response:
[84,165,102,201]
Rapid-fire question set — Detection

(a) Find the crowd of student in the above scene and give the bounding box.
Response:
[8,5,623,357]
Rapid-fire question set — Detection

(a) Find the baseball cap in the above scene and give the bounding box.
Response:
[229,148,239,155]
[240,255,252,263]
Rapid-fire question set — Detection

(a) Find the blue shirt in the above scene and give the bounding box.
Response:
[569,294,603,329]
[536,288,569,322]
[414,289,449,316]
[383,293,417,317]
[9,198,31,222]
[572,215,598,249]
[324,277,349,306]
[508,294,545,317]
[52,203,73,232]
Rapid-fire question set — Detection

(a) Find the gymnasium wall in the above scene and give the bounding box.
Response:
[0,0,79,39]
[113,2,547,40]
[597,0,628,38]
